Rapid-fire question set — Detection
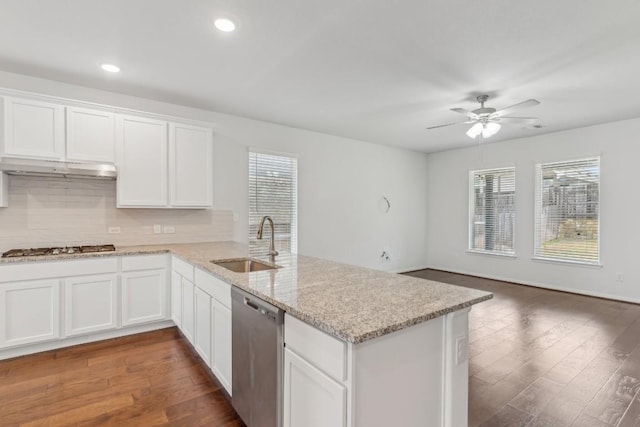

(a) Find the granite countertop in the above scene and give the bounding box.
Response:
[0,242,492,344]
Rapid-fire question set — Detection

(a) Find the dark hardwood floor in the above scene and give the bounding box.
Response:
[2,270,639,426]
[406,269,640,427]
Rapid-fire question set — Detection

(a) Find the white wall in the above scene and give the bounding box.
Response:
[427,118,640,302]
[0,71,429,272]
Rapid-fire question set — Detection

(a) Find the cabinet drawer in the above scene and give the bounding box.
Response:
[172,256,194,282]
[0,257,118,283]
[284,314,347,382]
[121,254,168,271]
[194,268,231,308]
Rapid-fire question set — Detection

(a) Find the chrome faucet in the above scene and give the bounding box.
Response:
[257,216,279,263]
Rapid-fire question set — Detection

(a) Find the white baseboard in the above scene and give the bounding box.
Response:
[427,266,640,305]
[392,265,430,274]
[0,320,175,361]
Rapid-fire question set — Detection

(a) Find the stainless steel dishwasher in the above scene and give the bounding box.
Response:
[232,287,284,427]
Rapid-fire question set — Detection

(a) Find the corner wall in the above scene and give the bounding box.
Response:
[426,118,640,302]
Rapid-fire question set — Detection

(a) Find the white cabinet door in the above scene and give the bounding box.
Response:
[66,106,115,163]
[0,173,8,208]
[284,348,347,427]
[171,271,182,327]
[0,279,61,348]
[121,269,167,326]
[213,299,232,394]
[116,114,168,207]
[3,97,65,160]
[64,274,117,336]
[194,286,212,365]
[181,278,195,344]
[168,123,213,207]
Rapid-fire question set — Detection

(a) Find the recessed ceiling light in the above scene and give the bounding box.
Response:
[214,17,236,32]
[101,63,120,73]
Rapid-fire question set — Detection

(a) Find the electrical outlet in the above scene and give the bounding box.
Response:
[616,273,624,282]
[107,226,121,234]
[153,224,162,234]
[455,336,468,365]
[233,213,240,222]
[163,226,175,234]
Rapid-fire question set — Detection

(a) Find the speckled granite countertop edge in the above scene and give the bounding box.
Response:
[0,242,493,344]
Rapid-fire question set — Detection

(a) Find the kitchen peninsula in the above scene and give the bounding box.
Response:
[0,242,491,427]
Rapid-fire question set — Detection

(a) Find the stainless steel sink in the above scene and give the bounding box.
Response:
[211,258,278,273]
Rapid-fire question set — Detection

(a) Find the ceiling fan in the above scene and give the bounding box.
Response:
[427,95,541,139]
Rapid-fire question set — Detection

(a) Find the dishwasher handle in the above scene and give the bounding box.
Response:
[244,297,260,311]
[233,287,284,324]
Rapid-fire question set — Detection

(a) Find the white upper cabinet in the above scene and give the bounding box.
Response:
[1,93,214,209]
[169,123,213,207]
[117,117,213,209]
[66,106,115,163]
[3,97,65,160]
[116,114,168,207]
[2,97,115,164]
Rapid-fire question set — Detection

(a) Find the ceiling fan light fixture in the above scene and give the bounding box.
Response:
[482,122,501,138]
[430,94,540,140]
[466,123,483,139]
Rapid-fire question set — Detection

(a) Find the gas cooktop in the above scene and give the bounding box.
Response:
[2,244,116,258]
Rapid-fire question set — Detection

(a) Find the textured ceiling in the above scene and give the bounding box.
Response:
[0,0,639,152]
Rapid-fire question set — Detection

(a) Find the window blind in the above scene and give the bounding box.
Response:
[249,151,298,256]
[534,157,600,263]
[469,167,516,255]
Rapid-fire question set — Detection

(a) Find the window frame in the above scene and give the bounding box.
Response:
[533,156,601,266]
[248,147,298,256]
[467,166,517,258]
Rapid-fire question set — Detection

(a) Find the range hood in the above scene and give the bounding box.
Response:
[0,157,117,180]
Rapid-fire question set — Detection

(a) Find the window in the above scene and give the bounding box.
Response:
[469,167,516,255]
[249,150,298,256]
[534,158,600,264]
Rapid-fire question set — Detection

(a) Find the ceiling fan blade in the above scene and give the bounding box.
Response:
[492,99,540,117]
[450,108,479,120]
[426,120,473,130]
[493,116,540,125]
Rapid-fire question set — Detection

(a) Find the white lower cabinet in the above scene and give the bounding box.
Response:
[181,278,195,343]
[194,286,212,365]
[170,271,182,327]
[284,314,348,427]
[284,348,347,427]
[121,269,167,326]
[64,274,117,336]
[212,299,232,393]
[0,173,8,208]
[0,255,172,359]
[0,279,61,348]
[192,267,232,395]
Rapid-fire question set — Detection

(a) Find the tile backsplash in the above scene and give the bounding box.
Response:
[0,175,234,252]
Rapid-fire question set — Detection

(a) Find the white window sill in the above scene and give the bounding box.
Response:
[532,256,603,268]
[466,250,516,259]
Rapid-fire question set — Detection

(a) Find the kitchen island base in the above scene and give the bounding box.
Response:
[284,308,470,427]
